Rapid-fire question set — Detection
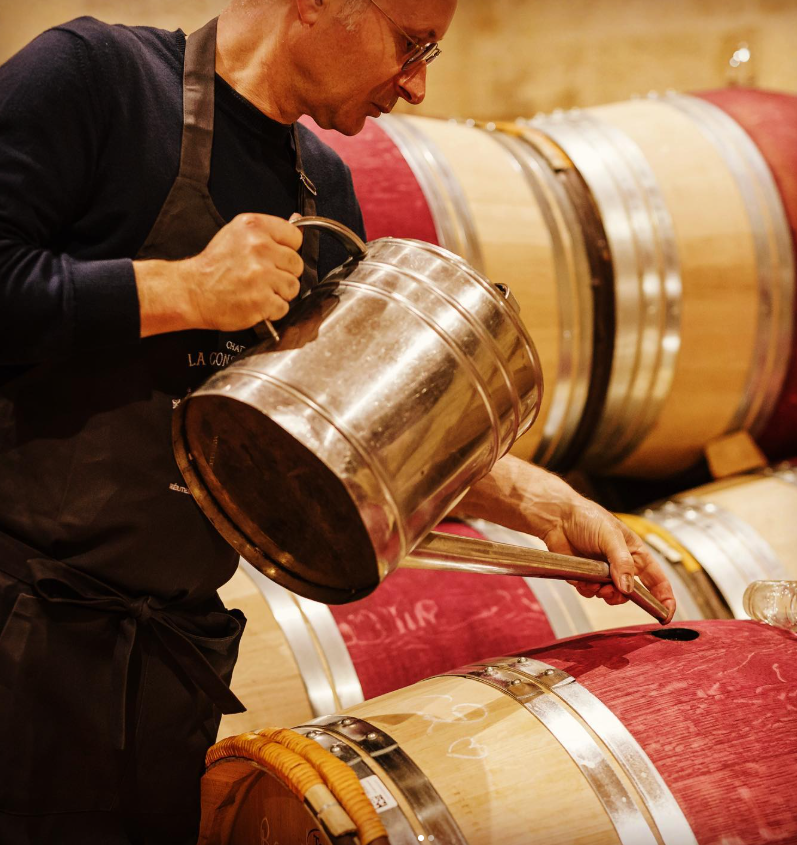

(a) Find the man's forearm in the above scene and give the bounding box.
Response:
[450,455,575,538]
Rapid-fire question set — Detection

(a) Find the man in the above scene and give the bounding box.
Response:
[0,0,675,842]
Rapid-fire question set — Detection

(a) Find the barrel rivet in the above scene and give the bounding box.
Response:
[515,657,529,664]
[543,669,555,676]
[307,730,322,738]
[340,718,354,727]
[366,732,379,742]
[483,666,497,676]
[510,679,522,686]
[330,744,344,754]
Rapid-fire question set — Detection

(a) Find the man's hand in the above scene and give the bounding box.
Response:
[450,454,676,623]
[135,213,304,336]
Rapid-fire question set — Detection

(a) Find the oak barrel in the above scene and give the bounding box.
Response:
[305,89,797,478]
[528,92,794,476]
[637,462,797,619]
[201,620,797,845]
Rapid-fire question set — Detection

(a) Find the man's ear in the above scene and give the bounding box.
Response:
[296,0,326,25]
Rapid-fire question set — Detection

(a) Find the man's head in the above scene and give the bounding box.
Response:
[219,0,457,135]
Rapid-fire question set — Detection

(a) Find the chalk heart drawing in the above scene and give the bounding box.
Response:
[448,736,489,760]
[409,694,489,735]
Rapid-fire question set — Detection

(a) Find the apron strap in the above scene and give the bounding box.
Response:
[168,18,322,289]
[293,123,320,294]
[179,17,219,185]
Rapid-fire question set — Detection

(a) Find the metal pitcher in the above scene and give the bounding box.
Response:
[174,217,542,603]
[174,218,669,622]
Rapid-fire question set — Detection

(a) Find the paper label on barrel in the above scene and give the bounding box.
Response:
[360,774,399,813]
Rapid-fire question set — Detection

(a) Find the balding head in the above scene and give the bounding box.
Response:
[218,0,457,134]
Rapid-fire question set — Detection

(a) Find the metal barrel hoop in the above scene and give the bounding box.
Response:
[530,108,682,470]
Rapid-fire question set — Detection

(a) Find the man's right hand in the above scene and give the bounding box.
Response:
[135,213,304,337]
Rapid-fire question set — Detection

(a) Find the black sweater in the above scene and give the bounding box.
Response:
[0,16,365,374]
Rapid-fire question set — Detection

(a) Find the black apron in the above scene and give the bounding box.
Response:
[0,17,318,841]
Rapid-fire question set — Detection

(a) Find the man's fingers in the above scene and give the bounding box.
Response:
[600,588,631,606]
[239,212,304,250]
[567,580,603,599]
[617,523,678,622]
[260,291,291,321]
[619,523,677,598]
[269,269,301,302]
[272,244,305,278]
[588,516,678,620]
[597,518,636,595]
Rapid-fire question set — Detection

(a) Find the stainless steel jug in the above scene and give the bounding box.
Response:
[174,218,542,603]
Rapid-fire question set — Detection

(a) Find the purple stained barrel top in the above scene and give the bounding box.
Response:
[522,619,797,845]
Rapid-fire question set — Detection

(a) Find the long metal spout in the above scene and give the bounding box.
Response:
[404,531,671,623]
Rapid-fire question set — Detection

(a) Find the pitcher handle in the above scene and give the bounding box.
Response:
[293,215,368,259]
[254,216,369,344]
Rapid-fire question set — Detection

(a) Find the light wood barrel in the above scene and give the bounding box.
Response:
[201,619,797,845]
[638,462,797,618]
[219,522,698,738]
[306,89,796,479]
[529,93,794,477]
[696,89,797,462]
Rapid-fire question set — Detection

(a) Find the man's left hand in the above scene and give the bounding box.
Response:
[449,455,676,623]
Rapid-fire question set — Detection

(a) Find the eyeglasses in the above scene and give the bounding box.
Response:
[368,0,442,72]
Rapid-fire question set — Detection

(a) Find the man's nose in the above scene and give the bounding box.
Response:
[397,62,427,106]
